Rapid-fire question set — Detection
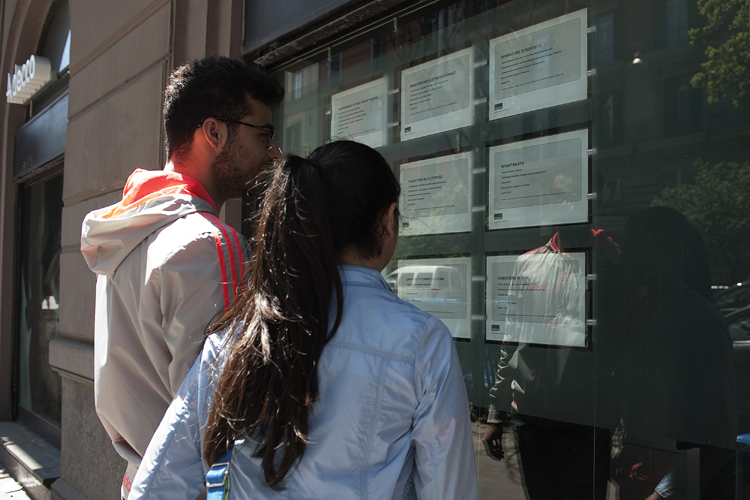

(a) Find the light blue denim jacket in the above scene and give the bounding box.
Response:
[130,265,478,500]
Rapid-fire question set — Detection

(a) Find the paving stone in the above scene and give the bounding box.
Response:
[0,469,30,500]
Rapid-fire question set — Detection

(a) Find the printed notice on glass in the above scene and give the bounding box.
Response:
[331,78,386,148]
[399,152,472,235]
[387,257,472,339]
[489,9,587,119]
[401,47,473,141]
[488,129,588,230]
[486,253,586,346]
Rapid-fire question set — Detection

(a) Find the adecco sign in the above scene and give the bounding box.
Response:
[6,55,53,105]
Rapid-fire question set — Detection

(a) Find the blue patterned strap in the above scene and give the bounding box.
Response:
[206,447,233,500]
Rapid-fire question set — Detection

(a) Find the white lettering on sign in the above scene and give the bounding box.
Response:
[6,56,53,105]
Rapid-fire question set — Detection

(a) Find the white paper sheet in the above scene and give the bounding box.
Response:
[401,47,474,141]
[489,9,587,119]
[399,152,472,235]
[330,78,386,148]
[486,252,586,347]
[386,257,472,339]
[488,129,588,230]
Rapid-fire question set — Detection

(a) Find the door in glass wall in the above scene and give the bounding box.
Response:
[16,169,63,446]
[267,0,749,497]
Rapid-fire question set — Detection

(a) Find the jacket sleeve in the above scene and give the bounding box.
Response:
[129,353,206,500]
[486,344,518,423]
[411,317,478,500]
[150,228,247,397]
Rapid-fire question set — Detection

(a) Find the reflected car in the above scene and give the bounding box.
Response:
[727,305,750,434]
[385,265,467,301]
[715,281,750,314]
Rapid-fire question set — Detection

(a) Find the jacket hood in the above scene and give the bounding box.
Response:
[81,169,218,277]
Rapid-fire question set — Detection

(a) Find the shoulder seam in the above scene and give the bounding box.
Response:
[414,316,438,393]
[359,356,388,500]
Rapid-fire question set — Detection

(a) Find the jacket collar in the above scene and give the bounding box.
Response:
[339,265,390,291]
[101,168,217,219]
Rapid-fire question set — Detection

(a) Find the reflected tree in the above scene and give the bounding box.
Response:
[689,0,750,107]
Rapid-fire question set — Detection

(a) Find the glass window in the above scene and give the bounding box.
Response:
[39,0,70,73]
[727,309,750,342]
[715,283,750,314]
[397,271,413,291]
[33,0,70,111]
[12,0,69,448]
[16,169,63,440]
[665,0,688,46]
[597,91,621,147]
[267,0,749,496]
[596,12,614,66]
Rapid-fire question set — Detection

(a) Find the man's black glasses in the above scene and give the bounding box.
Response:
[197,118,275,148]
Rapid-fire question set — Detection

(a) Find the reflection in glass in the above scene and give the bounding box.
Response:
[716,282,750,315]
[488,130,588,230]
[400,47,474,140]
[596,13,614,66]
[39,0,70,73]
[486,250,586,347]
[488,9,587,119]
[387,257,471,339]
[283,63,320,156]
[399,152,472,235]
[665,0,689,47]
[330,78,386,148]
[266,0,750,496]
[484,228,621,499]
[17,170,63,424]
[615,207,738,499]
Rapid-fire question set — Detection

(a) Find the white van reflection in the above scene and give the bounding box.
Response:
[385,265,466,308]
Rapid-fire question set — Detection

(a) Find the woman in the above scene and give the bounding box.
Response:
[129,141,478,500]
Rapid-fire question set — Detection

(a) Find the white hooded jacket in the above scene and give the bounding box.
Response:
[81,168,247,461]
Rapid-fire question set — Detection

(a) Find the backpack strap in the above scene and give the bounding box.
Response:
[206,446,233,500]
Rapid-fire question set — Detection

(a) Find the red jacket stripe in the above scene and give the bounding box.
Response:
[228,227,245,293]
[202,213,240,300]
[198,213,231,311]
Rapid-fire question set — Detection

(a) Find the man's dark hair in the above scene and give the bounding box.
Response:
[164,56,284,161]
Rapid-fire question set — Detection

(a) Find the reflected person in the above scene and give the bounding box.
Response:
[483,226,624,500]
[614,207,738,500]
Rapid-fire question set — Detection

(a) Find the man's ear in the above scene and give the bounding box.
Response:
[197,118,227,151]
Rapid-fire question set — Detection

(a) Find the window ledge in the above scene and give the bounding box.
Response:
[48,339,93,383]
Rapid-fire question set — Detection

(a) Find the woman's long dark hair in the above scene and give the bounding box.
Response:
[203,140,400,488]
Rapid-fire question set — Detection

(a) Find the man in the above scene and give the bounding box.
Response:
[482,227,625,500]
[80,56,284,499]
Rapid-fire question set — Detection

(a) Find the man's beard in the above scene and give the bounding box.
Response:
[211,136,255,201]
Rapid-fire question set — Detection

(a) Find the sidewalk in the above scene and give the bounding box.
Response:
[0,469,30,500]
